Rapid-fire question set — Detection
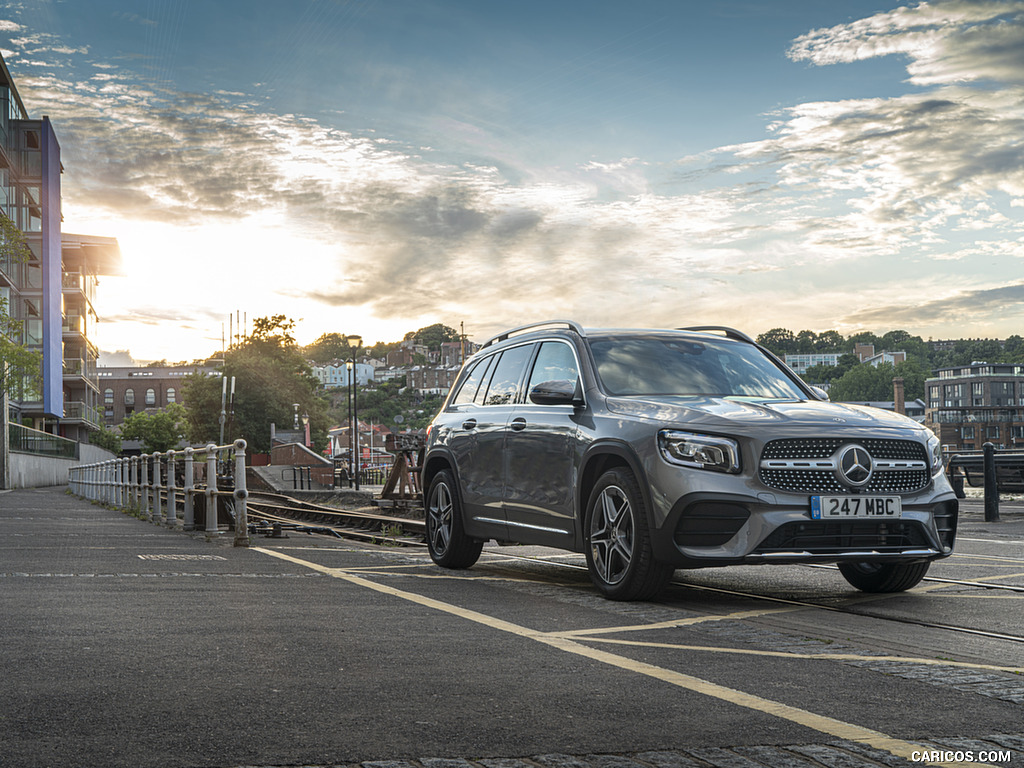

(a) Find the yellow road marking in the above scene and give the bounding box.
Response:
[566,637,1024,674]
[253,547,992,767]
[550,607,799,636]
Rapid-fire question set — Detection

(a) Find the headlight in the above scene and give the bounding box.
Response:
[927,433,943,472]
[659,430,740,473]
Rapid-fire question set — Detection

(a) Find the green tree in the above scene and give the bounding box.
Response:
[405,323,459,352]
[182,315,328,453]
[303,332,354,364]
[756,328,797,356]
[846,331,880,353]
[1004,335,1024,363]
[0,297,40,399]
[827,362,894,402]
[119,403,188,453]
[826,360,925,403]
[795,330,818,354]
[814,330,845,350]
[90,425,122,455]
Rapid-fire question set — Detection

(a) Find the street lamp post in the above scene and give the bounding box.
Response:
[347,335,362,490]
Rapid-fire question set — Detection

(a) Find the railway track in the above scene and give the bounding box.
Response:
[485,551,1024,645]
[248,493,1024,644]
[246,491,426,546]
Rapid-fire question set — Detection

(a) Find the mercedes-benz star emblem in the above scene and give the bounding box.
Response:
[837,444,873,488]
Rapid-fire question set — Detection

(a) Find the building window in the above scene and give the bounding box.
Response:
[124,388,135,405]
[104,388,114,405]
[167,388,176,404]
[145,388,156,406]
[962,426,975,440]
[992,382,1014,407]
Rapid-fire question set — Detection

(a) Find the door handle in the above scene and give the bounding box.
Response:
[510,417,527,432]
[461,418,477,430]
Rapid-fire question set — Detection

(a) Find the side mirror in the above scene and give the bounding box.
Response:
[811,386,830,402]
[529,379,581,406]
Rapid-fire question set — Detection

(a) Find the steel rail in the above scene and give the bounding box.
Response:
[240,494,1024,642]
[485,552,1024,645]
[245,492,425,543]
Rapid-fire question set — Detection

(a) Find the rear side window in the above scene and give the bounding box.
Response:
[481,344,534,405]
[451,355,494,406]
[527,341,579,393]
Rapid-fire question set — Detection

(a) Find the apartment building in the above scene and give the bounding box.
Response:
[0,54,121,442]
[924,363,1024,451]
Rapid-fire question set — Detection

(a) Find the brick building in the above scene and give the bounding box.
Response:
[97,365,217,426]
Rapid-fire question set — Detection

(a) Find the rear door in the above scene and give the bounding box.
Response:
[501,340,582,547]
[457,343,535,539]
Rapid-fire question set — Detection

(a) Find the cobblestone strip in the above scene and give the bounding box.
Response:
[230,732,1024,768]
[699,619,1024,706]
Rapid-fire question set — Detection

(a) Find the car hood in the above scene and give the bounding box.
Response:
[604,395,924,433]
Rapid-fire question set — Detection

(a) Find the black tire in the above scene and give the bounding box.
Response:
[838,561,930,592]
[425,470,483,569]
[584,468,673,601]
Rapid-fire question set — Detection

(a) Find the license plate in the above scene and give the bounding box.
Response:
[810,495,902,519]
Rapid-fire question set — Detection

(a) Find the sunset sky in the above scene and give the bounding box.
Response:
[1,0,1023,363]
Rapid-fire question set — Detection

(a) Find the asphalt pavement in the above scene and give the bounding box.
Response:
[2,485,1023,768]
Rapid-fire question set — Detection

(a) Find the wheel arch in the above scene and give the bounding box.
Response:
[577,441,653,548]
[421,449,457,495]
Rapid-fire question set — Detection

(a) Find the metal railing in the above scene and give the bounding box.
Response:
[946,443,1024,523]
[8,423,79,459]
[68,440,250,547]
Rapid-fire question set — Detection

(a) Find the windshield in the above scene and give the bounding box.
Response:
[590,334,808,399]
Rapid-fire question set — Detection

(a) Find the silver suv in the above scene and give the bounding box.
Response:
[422,321,957,600]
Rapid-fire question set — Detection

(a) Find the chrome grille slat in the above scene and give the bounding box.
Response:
[759,438,930,494]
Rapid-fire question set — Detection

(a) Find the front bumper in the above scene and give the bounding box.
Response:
[649,488,958,569]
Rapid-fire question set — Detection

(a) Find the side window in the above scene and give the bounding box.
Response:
[451,355,494,406]
[526,342,579,394]
[481,344,534,406]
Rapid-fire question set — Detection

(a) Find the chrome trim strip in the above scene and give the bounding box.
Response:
[759,458,927,471]
[746,548,941,560]
[505,519,572,535]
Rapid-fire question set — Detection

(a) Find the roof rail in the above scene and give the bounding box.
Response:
[479,320,586,351]
[678,326,756,345]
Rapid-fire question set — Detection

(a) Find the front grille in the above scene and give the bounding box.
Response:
[754,520,931,554]
[759,438,931,494]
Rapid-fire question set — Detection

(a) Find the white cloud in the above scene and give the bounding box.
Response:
[3,1,1024,356]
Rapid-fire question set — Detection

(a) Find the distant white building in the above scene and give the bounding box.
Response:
[784,353,843,375]
[311,361,375,388]
[785,344,906,375]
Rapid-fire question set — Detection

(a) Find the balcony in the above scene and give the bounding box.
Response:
[61,270,96,302]
[63,400,102,429]
[62,313,86,337]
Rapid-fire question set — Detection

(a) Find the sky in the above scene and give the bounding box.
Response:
[1,0,1023,364]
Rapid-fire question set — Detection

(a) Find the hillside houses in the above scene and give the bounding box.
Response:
[309,337,478,397]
